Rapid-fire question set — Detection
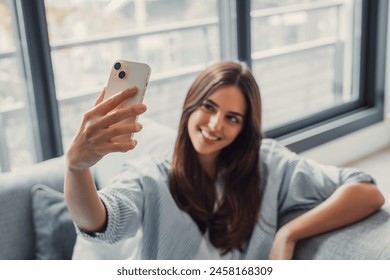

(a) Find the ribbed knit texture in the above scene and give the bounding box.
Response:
[76,139,375,259]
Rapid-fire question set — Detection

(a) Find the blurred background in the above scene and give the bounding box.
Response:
[0,0,389,173]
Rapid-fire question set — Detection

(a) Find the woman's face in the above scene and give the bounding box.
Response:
[188,85,247,164]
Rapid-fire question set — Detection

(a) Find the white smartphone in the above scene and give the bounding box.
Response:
[104,60,151,141]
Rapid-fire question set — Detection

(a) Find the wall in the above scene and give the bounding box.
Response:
[300,115,390,166]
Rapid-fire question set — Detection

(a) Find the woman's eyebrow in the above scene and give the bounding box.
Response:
[205,99,244,118]
[205,99,219,107]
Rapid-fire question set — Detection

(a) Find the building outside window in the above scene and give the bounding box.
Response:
[44,0,222,149]
[251,0,361,128]
[0,0,386,172]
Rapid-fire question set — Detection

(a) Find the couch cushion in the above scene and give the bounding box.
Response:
[31,184,76,260]
[0,157,65,260]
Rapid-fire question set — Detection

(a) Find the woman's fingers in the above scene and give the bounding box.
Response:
[67,86,145,170]
[94,86,139,116]
[98,104,146,129]
[104,139,138,154]
[90,138,138,156]
[84,104,146,138]
[95,87,106,106]
[94,122,143,143]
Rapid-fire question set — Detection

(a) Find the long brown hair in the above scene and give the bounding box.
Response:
[169,61,263,254]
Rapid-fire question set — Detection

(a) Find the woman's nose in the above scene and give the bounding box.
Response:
[208,113,223,132]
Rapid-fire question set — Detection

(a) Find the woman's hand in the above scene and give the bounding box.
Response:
[66,86,147,171]
[268,183,384,260]
[268,226,296,260]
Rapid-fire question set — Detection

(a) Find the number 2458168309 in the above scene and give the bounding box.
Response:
[209,266,273,276]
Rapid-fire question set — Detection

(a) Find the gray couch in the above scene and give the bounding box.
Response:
[1,118,389,260]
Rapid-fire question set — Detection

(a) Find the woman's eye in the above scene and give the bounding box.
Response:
[227,115,240,123]
[202,103,214,111]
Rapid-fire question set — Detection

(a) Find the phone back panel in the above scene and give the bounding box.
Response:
[105,60,151,106]
[104,60,151,141]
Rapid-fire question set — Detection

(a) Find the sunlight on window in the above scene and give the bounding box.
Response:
[251,0,361,128]
[44,0,220,149]
[0,0,368,171]
[0,0,37,171]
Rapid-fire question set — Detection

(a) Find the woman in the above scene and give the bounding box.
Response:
[65,61,385,259]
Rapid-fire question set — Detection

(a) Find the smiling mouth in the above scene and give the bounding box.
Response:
[200,129,221,141]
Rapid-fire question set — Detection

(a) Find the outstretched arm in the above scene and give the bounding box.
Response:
[269,182,385,260]
[64,86,146,233]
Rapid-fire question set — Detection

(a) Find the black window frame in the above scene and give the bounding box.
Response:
[14,0,63,160]
[2,0,387,170]
[237,0,387,153]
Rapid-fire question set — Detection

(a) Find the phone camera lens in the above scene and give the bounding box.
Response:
[114,62,121,70]
[118,71,126,79]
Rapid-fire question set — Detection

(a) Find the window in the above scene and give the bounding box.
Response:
[0,0,386,172]
[44,0,224,149]
[238,0,386,151]
[251,0,361,128]
[0,0,39,172]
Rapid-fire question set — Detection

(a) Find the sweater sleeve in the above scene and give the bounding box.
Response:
[262,139,376,216]
[76,159,145,244]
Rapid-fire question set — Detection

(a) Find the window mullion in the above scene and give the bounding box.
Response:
[360,0,387,108]
[218,0,237,61]
[0,114,10,171]
[236,0,251,67]
[8,0,42,164]
[15,0,63,160]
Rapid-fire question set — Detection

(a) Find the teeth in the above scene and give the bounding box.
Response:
[201,129,219,141]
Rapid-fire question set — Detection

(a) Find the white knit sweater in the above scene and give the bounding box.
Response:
[76,139,375,259]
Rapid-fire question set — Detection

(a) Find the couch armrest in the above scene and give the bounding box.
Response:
[0,157,65,260]
[280,205,390,259]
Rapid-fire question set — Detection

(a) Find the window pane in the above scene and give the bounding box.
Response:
[251,0,361,128]
[44,0,220,150]
[0,0,37,172]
